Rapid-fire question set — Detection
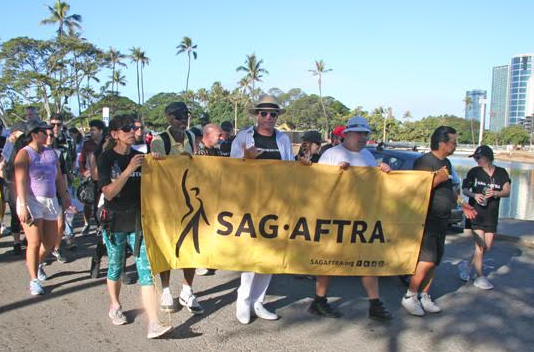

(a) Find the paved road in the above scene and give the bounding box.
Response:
[0,225,532,352]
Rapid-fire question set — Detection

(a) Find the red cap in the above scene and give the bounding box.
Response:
[332,126,346,138]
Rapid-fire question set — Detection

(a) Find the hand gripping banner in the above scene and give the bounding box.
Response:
[141,155,433,276]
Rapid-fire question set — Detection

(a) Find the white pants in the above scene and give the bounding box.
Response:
[237,272,272,304]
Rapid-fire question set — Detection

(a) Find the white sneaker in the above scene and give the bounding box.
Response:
[473,276,494,290]
[160,290,174,312]
[147,321,172,339]
[458,260,472,282]
[179,289,204,315]
[37,264,47,281]
[195,268,209,276]
[236,299,251,324]
[252,302,278,321]
[401,294,425,316]
[419,293,441,313]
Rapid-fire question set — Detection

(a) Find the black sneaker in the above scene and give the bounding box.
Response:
[369,301,393,321]
[308,298,342,318]
[13,243,22,255]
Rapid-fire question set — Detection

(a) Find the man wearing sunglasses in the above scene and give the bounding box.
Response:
[230,95,294,324]
[150,102,202,315]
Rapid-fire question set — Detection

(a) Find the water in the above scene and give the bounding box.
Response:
[450,156,534,221]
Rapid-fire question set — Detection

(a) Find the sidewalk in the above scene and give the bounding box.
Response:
[496,218,534,248]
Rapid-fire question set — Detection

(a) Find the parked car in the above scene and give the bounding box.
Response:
[367,145,463,228]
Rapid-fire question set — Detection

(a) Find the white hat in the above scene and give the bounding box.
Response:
[344,116,370,133]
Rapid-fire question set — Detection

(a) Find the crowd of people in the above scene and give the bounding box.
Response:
[0,95,510,339]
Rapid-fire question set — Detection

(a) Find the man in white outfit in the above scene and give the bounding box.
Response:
[230,95,294,324]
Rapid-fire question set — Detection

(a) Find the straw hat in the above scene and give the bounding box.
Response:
[248,95,286,115]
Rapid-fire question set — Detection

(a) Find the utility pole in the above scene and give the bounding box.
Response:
[478,98,487,146]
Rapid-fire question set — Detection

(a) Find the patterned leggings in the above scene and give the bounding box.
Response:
[103,231,153,286]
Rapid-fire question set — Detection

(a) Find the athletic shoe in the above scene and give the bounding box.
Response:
[252,302,278,321]
[0,225,9,236]
[419,293,441,313]
[473,276,494,290]
[195,268,215,276]
[81,224,91,237]
[236,299,251,324]
[37,264,47,281]
[147,321,172,339]
[64,237,77,250]
[401,294,425,317]
[29,279,44,296]
[13,243,22,255]
[160,290,175,312]
[369,300,393,321]
[179,289,204,315]
[458,260,472,282]
[52,249,68,264]
[108,305,127,325]
[308,298,342,318]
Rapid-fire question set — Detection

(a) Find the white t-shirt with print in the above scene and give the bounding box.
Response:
[318,144,377,167]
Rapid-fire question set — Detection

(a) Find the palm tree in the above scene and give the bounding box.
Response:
[403,111,412,120]
[236,53,269,100]
[139,51,150,104]
[464,96,475,145]
[107,47,127,95]
[130,47,143,106]
[176,37,197,92]
[309,60,333,137]
[111,70,126,95]
[39,0,82,38]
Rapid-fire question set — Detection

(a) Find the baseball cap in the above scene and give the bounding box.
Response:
[165,102,189,116]
[301,130,324,144]
[25,119,52,136]
[221,121,233,132]
[332,126,346,138]
[469,145,494,161]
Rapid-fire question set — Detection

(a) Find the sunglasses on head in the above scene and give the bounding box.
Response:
[259,111,278,118]
[120,125,140,133]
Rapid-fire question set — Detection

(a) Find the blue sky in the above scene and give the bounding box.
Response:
[1,0,533,121]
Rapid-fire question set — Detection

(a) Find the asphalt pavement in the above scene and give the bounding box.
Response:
[0,217,533,352]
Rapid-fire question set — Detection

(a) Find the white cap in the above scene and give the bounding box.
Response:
[344,116,371,133]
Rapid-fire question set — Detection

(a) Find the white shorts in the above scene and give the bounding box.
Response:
[17,195,60,222]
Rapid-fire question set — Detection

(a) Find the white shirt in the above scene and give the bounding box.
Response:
[318,144,377,167]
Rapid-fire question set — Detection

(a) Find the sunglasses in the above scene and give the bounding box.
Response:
[51,122,62,127]
[259,111,278,118]
[173,115,188,121]
[120,125,140,133]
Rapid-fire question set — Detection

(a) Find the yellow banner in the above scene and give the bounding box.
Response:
[141,155,433,276]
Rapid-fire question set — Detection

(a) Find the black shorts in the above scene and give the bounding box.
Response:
[419,224,447,265]
[471,223,497,233]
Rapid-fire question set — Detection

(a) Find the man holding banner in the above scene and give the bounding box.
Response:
[230,95,294,325]
[401,126,477,317]
[311,116,393,321]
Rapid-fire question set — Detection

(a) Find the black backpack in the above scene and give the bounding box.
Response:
[160,130,194,155]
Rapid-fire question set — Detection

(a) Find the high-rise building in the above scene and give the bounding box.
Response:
[465,89,487,121]
[489,65,509,131]
[508,54,534,125]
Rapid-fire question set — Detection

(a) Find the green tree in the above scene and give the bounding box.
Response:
[309,60,333,137]
[142,92,206,130]
[107,47,127,95]
[130,47,143,107]
[176,36,197,92]
[463,96,476,145]
[236,53,268,100]
[500,125,530,145]
[80,94,139,123]
[111,70,126,95]
[39,0,82,38]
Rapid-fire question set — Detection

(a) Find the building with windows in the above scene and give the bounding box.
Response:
[465,89,487,121]
[489,65,509,131]
[508,54,534,125]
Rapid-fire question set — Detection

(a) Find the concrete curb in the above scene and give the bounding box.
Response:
[496,233,534,249]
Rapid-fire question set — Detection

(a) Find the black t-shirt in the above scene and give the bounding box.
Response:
[413,152,456,225]
[196,142,223,156]
[462,166,511,227]
[253,129,281,160]
[98,149,142,212]
[220,136,234,157]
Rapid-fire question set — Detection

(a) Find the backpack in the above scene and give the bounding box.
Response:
[160,130,194,155]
